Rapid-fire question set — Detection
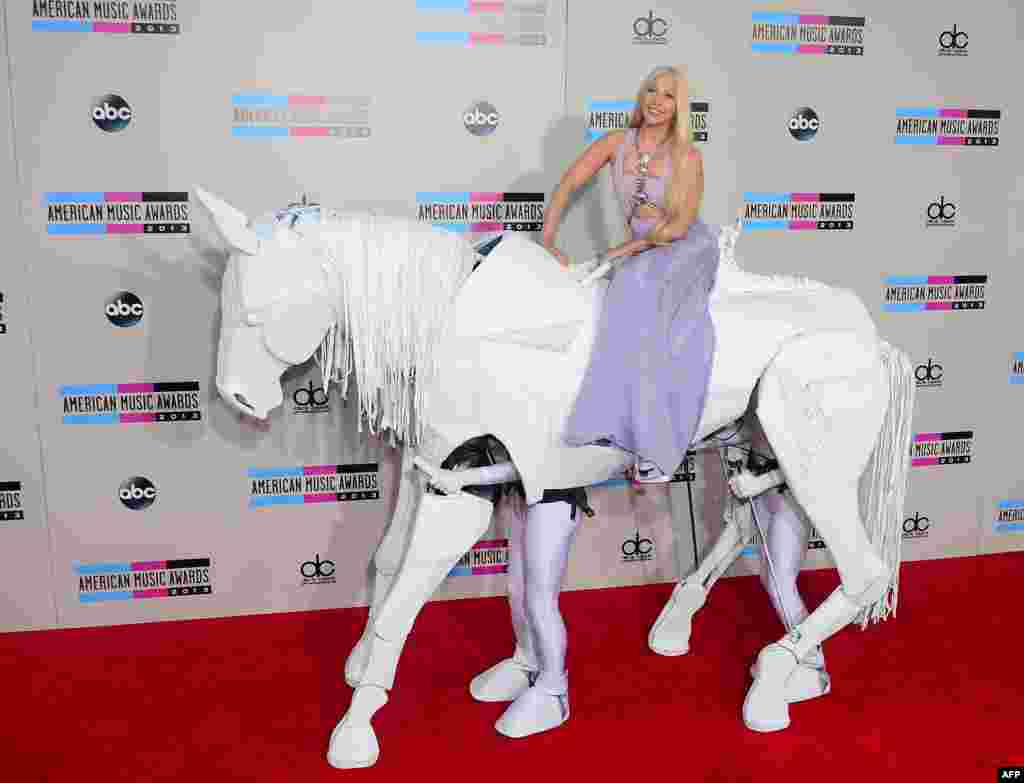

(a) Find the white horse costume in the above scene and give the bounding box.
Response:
[196,187,914,768]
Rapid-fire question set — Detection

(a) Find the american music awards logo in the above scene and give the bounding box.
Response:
[232,86,371,139]
[883,275,986,312]
[743,193,854,231]
[895,108,1001,147]
[0,481,24,522]
[417,192,544,236]
[32,0,180,34]
[750,11,865,56]
[60,382,201,424]
[248,464,380,508]
[994,500,1024,535]
[1010,353,1024,385]
[911,431,973,467]
[585,99,709,143]
[45,192,190,236]
[76,558,212,603]
[416,0,553,47]
[450,538,509,576]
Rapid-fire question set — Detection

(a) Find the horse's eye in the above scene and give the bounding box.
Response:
[234,393,254,411]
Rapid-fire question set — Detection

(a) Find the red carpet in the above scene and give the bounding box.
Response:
[3,552,1022,782]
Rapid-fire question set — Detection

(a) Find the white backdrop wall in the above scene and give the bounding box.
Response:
[1,1,1021,632]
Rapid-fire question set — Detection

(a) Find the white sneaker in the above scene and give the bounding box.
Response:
[633,459,672,484]
[469,657,536,703]
[494,683,570,739]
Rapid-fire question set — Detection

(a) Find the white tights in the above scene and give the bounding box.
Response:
[754,489,814,632]
[506,498,579,696]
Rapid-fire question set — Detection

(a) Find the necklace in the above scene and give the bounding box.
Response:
[630,129,669,218]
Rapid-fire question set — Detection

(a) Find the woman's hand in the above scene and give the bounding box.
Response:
[605,238,653,261]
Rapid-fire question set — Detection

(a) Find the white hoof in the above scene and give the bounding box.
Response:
[648,581,706,656]
[743,644,798,732]
[344,631,371,687]
[326,719,380,769]
[748,660,831,704]
[470,657,536,703]
[495,685,570,739]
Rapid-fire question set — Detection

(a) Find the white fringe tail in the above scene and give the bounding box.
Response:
[857,341,916,627]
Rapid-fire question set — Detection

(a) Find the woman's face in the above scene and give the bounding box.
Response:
[641,73,678,129]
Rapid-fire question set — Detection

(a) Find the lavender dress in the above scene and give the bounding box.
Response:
[564,129,719,474]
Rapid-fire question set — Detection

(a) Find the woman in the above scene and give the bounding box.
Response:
[546,64,719,483]
[465,65,720,740]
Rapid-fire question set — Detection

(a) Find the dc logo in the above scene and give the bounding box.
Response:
[464,100,499,137]
[119,477,156,510]
[938,24,968,52]
[903,512,930,536]
[92,94,132,132]
[105,292,144,327]
[300,554,336,579]
[633,10,669,43]
[926,196,956,224]
[788,107,820,141]
[915,358,943,386]
[292,380,329,413]
[622,530,653,559]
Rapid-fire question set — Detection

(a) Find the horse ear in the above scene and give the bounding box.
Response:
[194,185,260,256]
[261,292,334,365]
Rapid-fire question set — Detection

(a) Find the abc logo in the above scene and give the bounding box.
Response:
[105,292,144,327]
[464,100,499,137]
[119,476,157,510]
[633,10,669,42]
[92,94,133,132]
[788,107,820,141]
[938,24,968,51]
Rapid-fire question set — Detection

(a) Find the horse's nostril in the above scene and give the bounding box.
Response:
[234,393,254,411]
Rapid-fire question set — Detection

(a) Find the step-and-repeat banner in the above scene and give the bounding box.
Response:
[1,1,1021,632]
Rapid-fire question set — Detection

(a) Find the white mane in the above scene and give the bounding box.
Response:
[311,210,479,445]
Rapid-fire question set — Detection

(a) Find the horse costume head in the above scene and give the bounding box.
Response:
[196,186,478,438]
[196,186,338,420]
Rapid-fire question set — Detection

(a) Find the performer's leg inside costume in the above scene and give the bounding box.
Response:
[495,498,577,737]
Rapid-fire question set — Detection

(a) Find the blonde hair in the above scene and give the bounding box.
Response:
[628,65,694,245]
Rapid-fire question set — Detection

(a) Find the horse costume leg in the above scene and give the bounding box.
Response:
[328,490,493,769]
[495,499,578,738]
[345,447,423,686]
[470,495,540,702]
[743,333,912,732]
[647,491,755,656]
